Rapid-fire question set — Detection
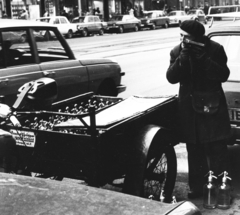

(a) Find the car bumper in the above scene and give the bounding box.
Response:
[140,23,154,28]
[116,84,126,94]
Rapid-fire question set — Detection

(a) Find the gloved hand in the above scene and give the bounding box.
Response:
[179,47,190,67]
[191,45,207,61]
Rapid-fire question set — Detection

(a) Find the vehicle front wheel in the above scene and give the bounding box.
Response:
[82,29,88,37]
[163,22,169,29]
[99,28,104,36]
[119,26,124,33]
[97,80,117,96]
[143,146,177,202]
[151,24,156,30]
[66,30,73,39]
[134,25,139,32]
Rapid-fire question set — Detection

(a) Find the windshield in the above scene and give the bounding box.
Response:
[110,16,123,21]
[211,35,240,80]
[36,18,50,23]
[188,10,197,15]
[168,12,176,16]
[72,17,84,23]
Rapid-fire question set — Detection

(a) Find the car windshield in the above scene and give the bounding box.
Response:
[168,12,176,16]
[36,18,51,23]
[211,35,240,80]
[110,16,123,21]
[72,17,84,23]
[143,13,153,18]
[188,10,197,15]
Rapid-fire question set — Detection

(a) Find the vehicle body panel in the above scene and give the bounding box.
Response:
[36,16,74,37]
[107,15,141,33]
[72,16,106,35]
[0,19,125,105]
[167,10,190,26]
[206,17,240,144]
[0,172,201,215]
[138,10,170,29]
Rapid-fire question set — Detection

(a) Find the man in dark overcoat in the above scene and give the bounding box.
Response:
[166,20,231,199]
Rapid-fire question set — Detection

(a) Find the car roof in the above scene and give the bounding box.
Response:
[0,18,54,28]
[207,21,240,35]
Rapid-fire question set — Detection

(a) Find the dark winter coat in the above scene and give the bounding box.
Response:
[166,36,231,144]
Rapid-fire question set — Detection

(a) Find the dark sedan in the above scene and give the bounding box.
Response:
[107,15,141,33]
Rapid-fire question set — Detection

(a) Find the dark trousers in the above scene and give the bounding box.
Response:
[186,139,230,191]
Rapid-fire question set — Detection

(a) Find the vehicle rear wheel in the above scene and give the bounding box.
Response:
[119,26,124,33]
[151,23,156,30]
[143,146,177,202]
[99,28,104,36]
[66,30,73,39]
[134,25,139,32]
[82,29,88,37]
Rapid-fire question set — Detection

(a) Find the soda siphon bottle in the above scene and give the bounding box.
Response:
[203,171,218,209]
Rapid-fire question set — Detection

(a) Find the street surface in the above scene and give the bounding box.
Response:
[64,25,240,215]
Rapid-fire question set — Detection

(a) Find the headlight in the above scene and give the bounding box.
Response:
[146,20,150,24]
[113,23,116,26]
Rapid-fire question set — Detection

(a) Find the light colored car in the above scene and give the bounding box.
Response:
[187,9,207,24]
[0,19,126,106]
[138,10,170,29]
[206,13,240,146]
[36,16,75,38]
[167,10,190,26]
[107,15,141,33]
[72,15,107,37]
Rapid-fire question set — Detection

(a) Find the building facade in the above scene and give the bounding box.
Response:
[2,0,240,21]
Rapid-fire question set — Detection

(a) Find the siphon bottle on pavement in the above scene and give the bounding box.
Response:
[217,171,232,209]
[203,171,218,209]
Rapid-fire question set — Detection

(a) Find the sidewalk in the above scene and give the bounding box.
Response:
[174,143,240,215]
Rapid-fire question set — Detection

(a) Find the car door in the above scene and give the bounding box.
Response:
[59,17,70,34]
[0,29,42,106]
[35,28,89,102]
[123,15,132,29]
[94,16,101,31]
[87,16,95,33]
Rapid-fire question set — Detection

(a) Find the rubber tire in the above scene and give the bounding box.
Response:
[178,21,181,27]
[99,28,104,36]
[119,26,124,33]
[163,22,169,29]
[134,25,139,32]
[67,30,73,39]
[143,146,177,202]
[151,24,156,30]
[82,29,88,37]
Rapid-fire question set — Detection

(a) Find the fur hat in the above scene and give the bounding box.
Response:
[180,20,205,37]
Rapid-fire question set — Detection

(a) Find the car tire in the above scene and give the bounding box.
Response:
[119,26,124,34]
[99,28,104,36]
[178,21,181,27]
[151,24,156,30]
[66,30,73,39]
[163,22,169,29]
[143,146,177,202]
[97,79,117,96]
[134,25,139,32]
[82,29,88,37]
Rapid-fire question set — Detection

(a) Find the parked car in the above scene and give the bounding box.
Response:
[107,15,141,33]
[206,13,240,146]
[71,15,107,37]
[0,19,126,106]
[167,10,190,26]
[187,9,207,24]
[0,172,201,215]
[36,16,75,38]
[138,10,170,30]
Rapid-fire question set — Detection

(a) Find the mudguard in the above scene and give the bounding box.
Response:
[123,124,178,197]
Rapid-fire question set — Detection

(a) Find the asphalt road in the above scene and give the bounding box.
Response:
[64,24,240,215]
